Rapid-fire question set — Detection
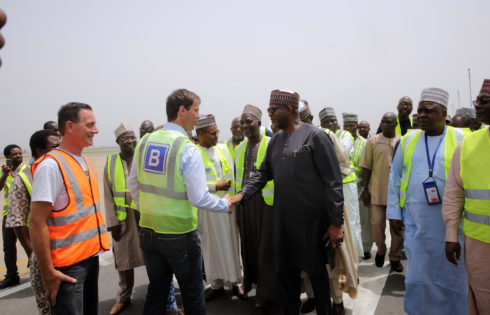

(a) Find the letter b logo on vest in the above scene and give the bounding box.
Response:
[144,143,169,174]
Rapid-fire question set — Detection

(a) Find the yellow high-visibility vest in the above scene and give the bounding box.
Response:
[395,115,413,136]
[235,136,274,206]
[198,144,235,196]
[399,126,463,207]
[2,166,19,216]
[460,127,490,243]
[334,130,357,184]
[107,153,137,221]
[135,130,196,234]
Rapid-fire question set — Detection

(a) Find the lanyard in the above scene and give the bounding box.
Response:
[424,128,446,177]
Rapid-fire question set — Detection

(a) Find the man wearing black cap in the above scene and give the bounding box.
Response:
[232,90,344,315]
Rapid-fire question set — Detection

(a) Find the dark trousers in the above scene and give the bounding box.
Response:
[2,215,18,278]
[139,228,205,315]
[51,256,99,315]
[278,270,332,315]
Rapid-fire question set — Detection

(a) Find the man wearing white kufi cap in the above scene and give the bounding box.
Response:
[194,114,246,302]
[343,113,372,260]
[105,123,149,314]
[387,88,468,315]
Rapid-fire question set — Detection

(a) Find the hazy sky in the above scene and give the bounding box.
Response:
[1,1,489,151]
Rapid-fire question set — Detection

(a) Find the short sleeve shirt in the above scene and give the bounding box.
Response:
[5,175,30,228]
[31,151,88,210]
[359,133,400,205]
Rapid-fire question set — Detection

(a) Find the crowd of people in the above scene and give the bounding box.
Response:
[0,82,489,315]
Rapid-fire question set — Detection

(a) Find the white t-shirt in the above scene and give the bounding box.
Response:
[32,151,88,210]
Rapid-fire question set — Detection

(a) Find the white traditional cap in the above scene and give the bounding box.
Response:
[195,114,217,130]
[319,107,336,121]
[114,122,134,139]
[342,112,358,122]
[456,107,476,119]
[298,100,311,121]
[242,104,262,120]
[419,87,449,108]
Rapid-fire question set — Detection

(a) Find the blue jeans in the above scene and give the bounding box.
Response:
[51,256,99,315]
[139,228,205,315]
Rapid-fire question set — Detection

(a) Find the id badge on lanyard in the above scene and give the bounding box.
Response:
[423,130,445,206]
[423,177,441,205]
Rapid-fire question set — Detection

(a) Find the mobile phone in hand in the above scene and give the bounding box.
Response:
[6,159,12,168]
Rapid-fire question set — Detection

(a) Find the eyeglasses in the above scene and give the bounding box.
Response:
[203,130,220,136]
[473,98,490,106]
[119,136,137,142]
[267,106,282,114]
[399,102,413,107]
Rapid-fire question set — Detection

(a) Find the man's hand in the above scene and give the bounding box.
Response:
[216,180,231,191]
[390,219,405,232]
[323,225,344,248]
[445,241,461,266]
[1,164,10,177]
[111,225,122,242]
[42,269,77,305]
[230,193,243,206]
[223,194,233,213]
[361,190,371,207]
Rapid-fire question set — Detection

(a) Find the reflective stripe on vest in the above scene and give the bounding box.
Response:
[323,128,356,183]
[18,164,33,197]
[17,164,33,227]
[335,130,357,183]
[107,154,136,221]
[395,115,413,136]
[198,144,235,195]
[460,127,490,243]
[135,130,196,234]
[235,136,274,206]
[31,149,109,268]
[225,139,238,160]
[352,137,365,175]
[260,126,267,136]
[399,126,462,208]
[3,172,15,216]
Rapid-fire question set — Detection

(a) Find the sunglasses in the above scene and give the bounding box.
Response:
[267,106,283,114]
[473,97,490,106]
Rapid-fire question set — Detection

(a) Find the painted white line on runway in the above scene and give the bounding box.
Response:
[0,282,31,299]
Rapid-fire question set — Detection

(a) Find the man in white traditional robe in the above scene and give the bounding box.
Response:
[194,114,247,301]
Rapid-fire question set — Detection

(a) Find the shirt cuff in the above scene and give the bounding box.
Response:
[445,226,460,243]
[208,183,216,193]
[387,206,403,221]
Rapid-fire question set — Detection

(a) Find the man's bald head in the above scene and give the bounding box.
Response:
[380,112,397,137]
[358,120,370,139]
[397,96,413,119]
[450,114,471,128]
[139,120,155,138]
[383,112,397,121]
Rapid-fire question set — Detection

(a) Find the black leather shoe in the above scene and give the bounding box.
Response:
[362,251,372,260]
[232,284,248,301]
[300,298,316,314]
[375,252,385,267]
[390,260,403,273]
[204,287,224,302]
[0,276,20,289]
[332,302,345,315]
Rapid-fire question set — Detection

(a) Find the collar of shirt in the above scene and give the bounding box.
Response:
[164,122,188,137]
